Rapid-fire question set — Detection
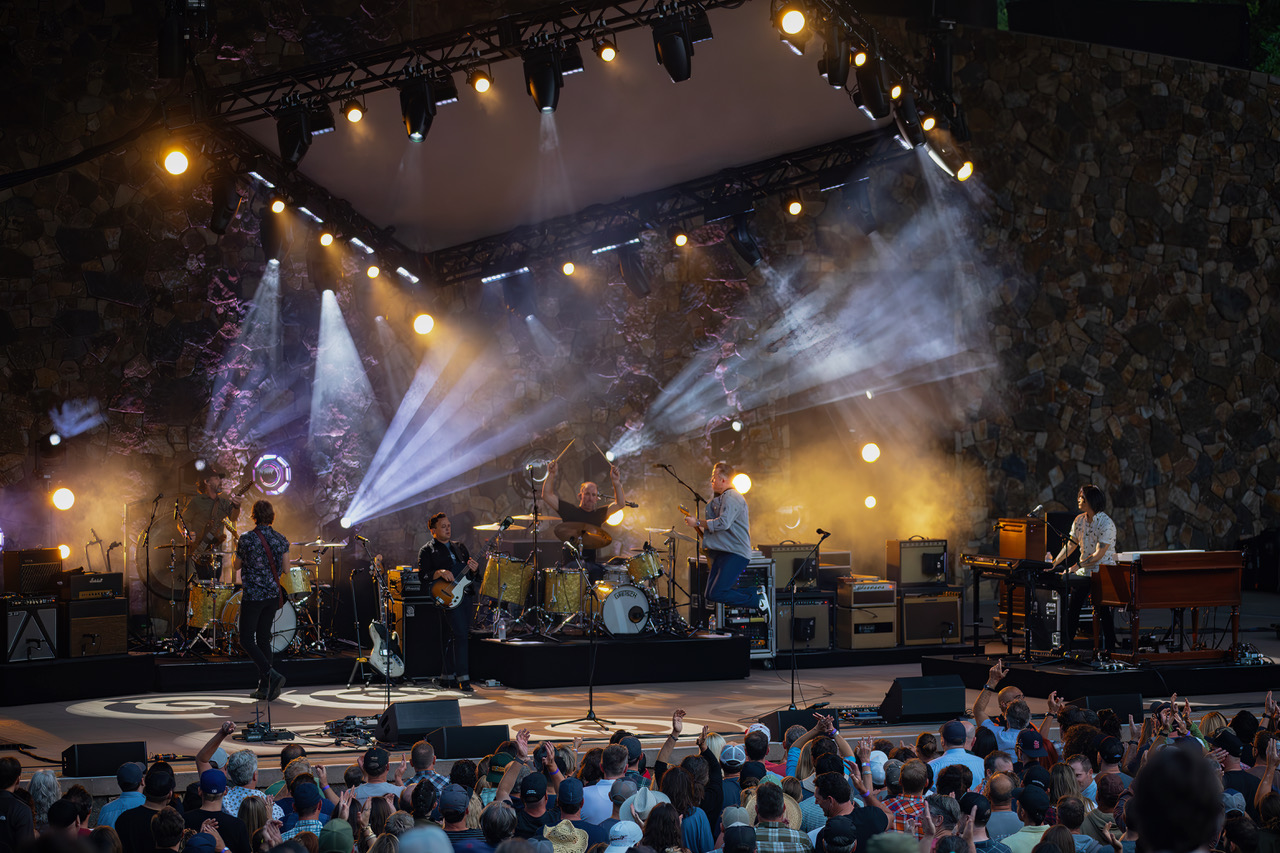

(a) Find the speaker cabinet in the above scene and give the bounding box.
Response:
[1067,693,1144,722]
[6,601,57,662]
[758,544,819,590]
[392,597,445,680]
[426,725,510,759]
[886,539,949,586]
[997,519,1047,561]
[374,699,462,745]
[62,741,147,777]
[757,709,818,743]
[59,598,127,657]
[776,592,833,650]
[900,589,963,646]
[835,580,897,649]
[2,549,62,595]
[879,675,966,724]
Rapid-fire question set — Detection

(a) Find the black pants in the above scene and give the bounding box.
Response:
[239,597,278,683]
[1063,573,1117,653]
[441,595,476,682]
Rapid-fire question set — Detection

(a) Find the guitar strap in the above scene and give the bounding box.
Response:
[255,528,284,608]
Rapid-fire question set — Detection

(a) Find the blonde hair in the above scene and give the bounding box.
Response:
[1199,712,1229,738]
[705,734,726,764]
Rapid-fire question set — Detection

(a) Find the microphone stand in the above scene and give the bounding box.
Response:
[139,496,163,650]
[655,465,710,627]
[779,534,827,710]
[523,466,561,643]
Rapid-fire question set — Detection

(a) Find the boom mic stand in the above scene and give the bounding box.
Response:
[779,533,826,710]
[655,464,709,627]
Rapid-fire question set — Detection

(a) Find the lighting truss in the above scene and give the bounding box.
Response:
[424,128,908,285]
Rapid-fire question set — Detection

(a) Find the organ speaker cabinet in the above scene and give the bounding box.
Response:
[59,598,128,657]
[835,580,897,649]
[775,592,833,650]
[997,519,1047,560]
[900,587,963,646]
[886,539,949,586]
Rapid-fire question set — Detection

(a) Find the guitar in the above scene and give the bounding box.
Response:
[429,542,480,609]
[368,555,405,678]
[678,505,704,546]
[189,476,256,566]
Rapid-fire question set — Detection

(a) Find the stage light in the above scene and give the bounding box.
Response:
[668,225,688,247]
[651,9,712,83]
[861,442,880,462]
[275,99,312,168]
[785,194,803,216]
[958,161,974,180]
[890,82,903,100]
[727,214,764,267]
[732,473,752,494]
[400,74,445,142]
[308,101,336,136]
[605,450,616,462]
[731,419,743,432]
[52,488,75,511]
[261,209,285,263]
[58,544,71,560]
[853,49,868,67]
[607,509,625,526]
[48,433,62,447]
[340,516,352,529]
[864,495,876,508]
[523,46,564,114]
[194,459,207,471]
[818,30,852,89]
[562,261,575,276]
[618,246,651,298]
[854,54,889,119]
[594,34,618,62]
[253,453,292,496]
[342,96,365,123]
[209,173,242,235]
[319,231,334,246]
[468,67,492,94]
[269,194,286,214]
[413,313,435,335]
[776,3,806,35]
[921,113,937,132]
[866,389,874,399]
[163,147,190,175]
[893,94,926,149]
[367,264,380,279]
[926,133,975,182]
[501,269,536,318]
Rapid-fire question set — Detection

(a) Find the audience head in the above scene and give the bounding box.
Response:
[985,772,1014,807]
[915,733,939,761]
[1095,773,1124,810]
[1055,795,1086,830]
[959,792,992,827]
[641,803,683,851]
[899,759,930,796]
[970,726,998,760]
[89,826,123,853]
[926,794,960,832]
[226,749,259,787]
[1017,786,1051,826]
[936,764,972,799]
[1132,744,1223,853]
[152,807,186,848]
[755,782,787,822]
[1005,700,1032,731]
[1040,825,1076,853]
[984,751,1014,777]
[744,730,770,762]
[482,802,518,845]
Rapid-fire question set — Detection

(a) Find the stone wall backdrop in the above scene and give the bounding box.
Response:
[2,0,1279,610]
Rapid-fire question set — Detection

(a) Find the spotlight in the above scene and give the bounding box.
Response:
[890,82,903,100]
[653,9,711,83]
[413,313,435,335]
[253,453,293,496]
[668,225,689,247]
[59,544,71,560]
[731,419,743,432]
[784,194,803,216]
[308,100,336,136]
[275,99,312,168]
[958,161,974,181]
[208,173,242,236]
[501,269,536,317]
[562,261,575,276]
[731,473,752,494]
[340,516,352,529]
[861,442,881,462]
[864,496,876,508]
[467,67,493,94]
[523,45,564,113]
[399,73,455,142]
[926,131,975,182]
[194,459,206,471]
[773,2,810,55]
[366,264,380,278]
[319,231,334,246]
[618,246,652,298]
[892,93,926,149]
[853,49,868,67]
[594,34,618,62]
[342,96,365,123]
[817,29,852,89]
[48,433,62,447]
[269,194,286,214]
[727,214,763,267]
[52,487,75,511]
[853,53,890,119]
[606,509,625,526]
[162,147,189,175]
[605,450,616,462]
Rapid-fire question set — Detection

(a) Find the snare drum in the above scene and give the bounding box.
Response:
[187,583,236,627]
[222,591,298,653]
[543,570,589,614]
[590,582,651,635]
[625,550,662,583]
[479,555,533,604]
[279,565,312,600]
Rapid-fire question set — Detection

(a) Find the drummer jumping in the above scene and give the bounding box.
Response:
[541,460,627,579]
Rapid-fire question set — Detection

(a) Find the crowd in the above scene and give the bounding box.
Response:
[0,665,1271,853]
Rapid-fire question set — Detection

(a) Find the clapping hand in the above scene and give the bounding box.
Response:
[671,709,686,737]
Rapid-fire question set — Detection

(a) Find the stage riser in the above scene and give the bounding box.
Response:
[0,654,154,705]
[921,655,1280,699]
[762,644,968,670]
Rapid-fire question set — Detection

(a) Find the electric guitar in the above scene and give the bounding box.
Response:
[189,476,255,566]
[429,542,480,609]
[368,555,405,678]
[678,505,704,547]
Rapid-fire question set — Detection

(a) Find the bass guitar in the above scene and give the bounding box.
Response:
[368,554,405,678]
[429,544,480,609]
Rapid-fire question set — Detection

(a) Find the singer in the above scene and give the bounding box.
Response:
[1046,484,1118,655]
[418,513,478,692]
[684,461,768,616]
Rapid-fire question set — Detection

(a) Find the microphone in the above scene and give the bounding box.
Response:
[153,492,163,503]
[624,502,639,508]
[108,541,121,551]
[816,528,832,538]
[1029,504,1045,516]
[651,464,669,470]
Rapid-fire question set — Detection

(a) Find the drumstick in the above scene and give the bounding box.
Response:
[552,438,575,464]
[592,441,612,464]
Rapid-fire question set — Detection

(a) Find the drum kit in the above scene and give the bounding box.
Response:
[472,514,699,638]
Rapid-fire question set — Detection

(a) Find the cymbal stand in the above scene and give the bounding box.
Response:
[520,466,561,643]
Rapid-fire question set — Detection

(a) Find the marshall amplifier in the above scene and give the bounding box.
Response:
[58,572,124,600]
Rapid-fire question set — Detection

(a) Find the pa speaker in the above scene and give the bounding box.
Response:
[757,709,820,743]
[62,741,147,778]
[426,725,510,759]
[373,699,462,745]
[878,675,966,724]
[1068,693,1144,722]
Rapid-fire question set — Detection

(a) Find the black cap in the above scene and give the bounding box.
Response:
[1213,729,1244,758]
[521,772,548,802]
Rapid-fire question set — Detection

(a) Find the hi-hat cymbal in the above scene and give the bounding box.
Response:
[653,527,696,544]
[290,558,318,567]
[475,522,527,531]
[553,521,612,550]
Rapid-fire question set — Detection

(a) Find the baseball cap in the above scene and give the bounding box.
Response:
[557,777,584,807]
[868,750,888,786]
[883,759,904,787]
[1224,789,1247,817]
[486,752,515,786]
[1017,786,1050,817]
[47,799,79,829]
[1017,729,1048,757]
[822,816,857,849]
[521,772,549,803]
[440,783,470,814]
[724,825,757,853]
[1021,764,1052,792]
[117,761,145,789]
[319,819,355,853]
[741,761,768,782]
[210,747,229,770]
[1213,729,1244,758]
[199,769,227,795]
[609,779,637,804]
[721,743,747,770]
[1098,736,1125,764]
[958,792,992,823]
[185,834,217,853]
[721,806,750,828]
[143,768,176,798]
[941,721,967,744]
[619,736,643,762]
[363,747,390,775]
[1149,700,1172,717]
[294,782,323,812]
[746,723,772,739]
[604,821,643,853]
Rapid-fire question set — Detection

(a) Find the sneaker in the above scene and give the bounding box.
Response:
[457,680,475,693]
[250,683,267,701]
[756,586,771,617]
[267,669,286,702]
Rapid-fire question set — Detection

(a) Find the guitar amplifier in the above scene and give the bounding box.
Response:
[59,598,128,657]
[388,567,422,596]
[59,572,124,600]
[776,592,834,650]
[886,539,948,587]
[900,587,963,646]
[3,549,63,596]
[757,544,819,590]
[4,598,58,661]
[836,579,897,649]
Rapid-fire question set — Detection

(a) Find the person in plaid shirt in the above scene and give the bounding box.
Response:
[882,759,931,839]
[405,741,449,794]
[753,783,813,853]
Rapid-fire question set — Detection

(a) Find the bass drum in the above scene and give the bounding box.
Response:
[591,583,651,635]
[222,591,297,653]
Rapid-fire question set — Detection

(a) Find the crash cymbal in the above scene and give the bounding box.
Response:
[291,539,348,548]
[475,522,527,531]
[653,527,696,544]
[290,558,318,567]
[552,521,612,550]
[512,514,560,523]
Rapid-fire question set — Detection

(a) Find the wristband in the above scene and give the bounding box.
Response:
[982,685,997,693]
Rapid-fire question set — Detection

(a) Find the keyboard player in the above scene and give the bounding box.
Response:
[1046,484,1118,655]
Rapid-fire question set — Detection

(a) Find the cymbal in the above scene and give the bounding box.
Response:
[154,543,188,550]
[512,514,560,523]
[291,539,348,548]
[653,527,696,544]
[290,559,318,567]
[553,521,612,550]
[475,522,527,531]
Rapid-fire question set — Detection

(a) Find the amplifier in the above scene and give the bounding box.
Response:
[388,567,422,597]
[59,572,124,600]
[837,579,896,607]
[3,549,63,596]
[776,592,834,651]
[757,544,819,590]
[887,539,949,587]
[836,579,898,649]
[690,553,776,659]
[391,596,444,680]
[900,588,963,646]
[59,598,128,657]
[5,599,58,661]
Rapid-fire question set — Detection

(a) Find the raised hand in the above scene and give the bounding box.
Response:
[220,720,236,736]
[516,728,531,759]
[987,660,1007,687]
[1100,823,1122,852]
[697,725,710,750]
[572,736,584,751]
[672,709,686,736]
[1046,691,1064,716]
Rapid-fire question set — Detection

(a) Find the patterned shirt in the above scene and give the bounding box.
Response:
[282,819,327,841]
[884,794,929,838]
[1068,511,1117,575]
[407,769,450,795]
[223,786,285,822]
[754,821,815,853]
[235,525,290,601]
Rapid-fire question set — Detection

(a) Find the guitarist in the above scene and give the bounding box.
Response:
[417,513,478,693]
[683,461,768,618]
[184,467,243,582]
[233,499,290,701]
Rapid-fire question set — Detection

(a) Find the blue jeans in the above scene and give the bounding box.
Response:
[704,551,757,608]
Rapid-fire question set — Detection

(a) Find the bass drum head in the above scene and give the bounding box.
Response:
[223,591,298,654]
[599,584,650,635]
